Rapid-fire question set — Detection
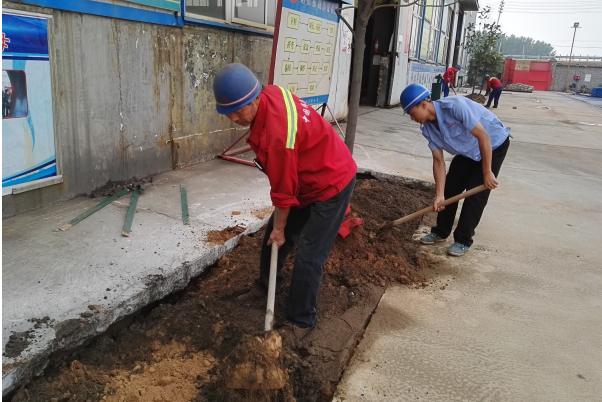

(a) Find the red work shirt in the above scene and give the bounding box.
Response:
[486,77,503,91]
[247,85,357,209]
[442,67,456,85]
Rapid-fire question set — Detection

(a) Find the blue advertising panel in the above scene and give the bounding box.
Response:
[2,12,57,195]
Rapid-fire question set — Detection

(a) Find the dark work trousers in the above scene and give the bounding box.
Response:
[431,137,510,247]
[442,82,450,97]
[253,177,356,328]
[486,87,503,108]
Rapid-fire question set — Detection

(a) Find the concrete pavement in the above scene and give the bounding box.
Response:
[335,91,602,401]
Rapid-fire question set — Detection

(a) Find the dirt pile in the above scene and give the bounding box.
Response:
[465,93,487,104]
[10,179,434,402]
[206,226,245,245]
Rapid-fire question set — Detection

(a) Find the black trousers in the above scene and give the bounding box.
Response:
[431,137,510,247]
[253,177,356,328]
[486,87,503,108]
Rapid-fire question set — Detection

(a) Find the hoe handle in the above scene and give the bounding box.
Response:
[265,209,279,332]
[380,185,488,231]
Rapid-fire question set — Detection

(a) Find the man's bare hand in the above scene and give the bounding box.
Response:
[267,228,285,247]
[483,171,499,190]
[433,194,446,212]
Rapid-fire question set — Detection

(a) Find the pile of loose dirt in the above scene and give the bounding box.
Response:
[465,93,487,104]
[10,179,434,402]
[206,226,246,245]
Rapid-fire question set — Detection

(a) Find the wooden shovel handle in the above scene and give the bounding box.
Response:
[382,185,488,230]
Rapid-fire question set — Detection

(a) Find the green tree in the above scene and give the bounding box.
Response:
[464,6,504,94]
[498,35,555,57]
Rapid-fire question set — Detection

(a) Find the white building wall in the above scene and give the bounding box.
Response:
[388,5,412,106]
[326,8,354,120]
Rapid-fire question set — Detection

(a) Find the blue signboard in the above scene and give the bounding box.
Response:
[2,12,57,194]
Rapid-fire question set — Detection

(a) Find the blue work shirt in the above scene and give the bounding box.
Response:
[421,97,510,162]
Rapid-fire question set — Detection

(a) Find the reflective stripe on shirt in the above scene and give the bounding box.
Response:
[278,86,298,149]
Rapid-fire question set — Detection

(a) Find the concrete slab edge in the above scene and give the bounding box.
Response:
[2,217,270,396]
[356,167,435,190]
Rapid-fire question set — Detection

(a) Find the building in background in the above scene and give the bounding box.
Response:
[1,0,353,217]
[356,0,478,109]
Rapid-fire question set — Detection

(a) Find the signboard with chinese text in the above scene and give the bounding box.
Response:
[270,0,340,105]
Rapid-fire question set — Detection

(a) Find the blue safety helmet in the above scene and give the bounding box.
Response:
[213,63,262,115]
[455,64,462,70]
[484,74,490,79]
[400,84,431,114]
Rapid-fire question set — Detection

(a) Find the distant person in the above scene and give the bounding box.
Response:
[484,75,503,108]
[399,84,511,256]
[442,64,461,97]
[2,88,10,118]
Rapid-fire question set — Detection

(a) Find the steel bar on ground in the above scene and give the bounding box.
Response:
[59,188,130,231]
[122,187,142,237]
[181,185,190,225]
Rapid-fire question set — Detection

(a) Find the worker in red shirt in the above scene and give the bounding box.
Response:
[484,74,504,108]
[213,63,357,340]
[442,64,461,97]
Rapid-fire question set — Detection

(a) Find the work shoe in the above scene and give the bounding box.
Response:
[236,287,265,302]
[279,322,314,342]
[447,243,469,257]
[420,233,446,245]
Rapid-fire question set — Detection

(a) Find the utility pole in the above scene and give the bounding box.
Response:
[496,0,504,25]
[496,0,504,52]
[563,22,581,91]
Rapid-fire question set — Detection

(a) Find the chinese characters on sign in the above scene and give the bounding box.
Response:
[271,0,340,105]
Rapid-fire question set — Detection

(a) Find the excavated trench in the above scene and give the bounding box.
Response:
[9,178,435,402]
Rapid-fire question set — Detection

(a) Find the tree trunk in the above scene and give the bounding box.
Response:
[344,0,374,155]
[471,56,481,95]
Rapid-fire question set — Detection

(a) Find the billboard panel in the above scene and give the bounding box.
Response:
[270,0,340,105]
[2,12,57,195]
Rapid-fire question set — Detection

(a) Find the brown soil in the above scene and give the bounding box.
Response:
[206,226,246,245]
[10,179,434,402]
[3,331,33,359]
[465,93,487,104]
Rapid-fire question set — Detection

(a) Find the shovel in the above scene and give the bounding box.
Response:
[378,185,487,233]
[225,209,287,390]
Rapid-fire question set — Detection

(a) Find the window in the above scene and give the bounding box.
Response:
[424,0,433,23]
[186,0,225,20]
[409,14,421,59]
[420,22,430,60]
[436,4,452,64]
[185,0,277,29]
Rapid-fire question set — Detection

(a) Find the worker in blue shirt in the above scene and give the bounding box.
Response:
[399,84,510,256]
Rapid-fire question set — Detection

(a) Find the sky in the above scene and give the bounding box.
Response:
[479,0,602,57]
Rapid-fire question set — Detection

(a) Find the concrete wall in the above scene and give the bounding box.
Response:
[549,62,602,92]
[2,2,273,218]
